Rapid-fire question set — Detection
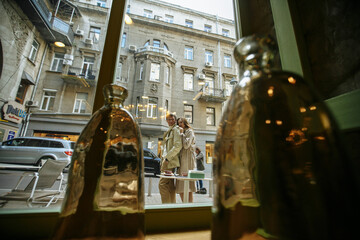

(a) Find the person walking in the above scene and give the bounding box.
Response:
[195,146,205,193]
[176,117,196,203]
[159,113,182,203]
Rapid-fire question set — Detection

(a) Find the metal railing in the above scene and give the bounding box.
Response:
[137,46,174,58]
[66,67,98,80]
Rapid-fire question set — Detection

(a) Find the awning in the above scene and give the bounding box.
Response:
[21,71,35,85]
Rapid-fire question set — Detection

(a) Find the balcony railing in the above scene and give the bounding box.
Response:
[50,16,75,45]
[198,87,227,103]
[62,67,97,87]
[137,46,174,58]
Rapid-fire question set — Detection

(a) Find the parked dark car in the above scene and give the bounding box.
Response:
[144,148,160,176]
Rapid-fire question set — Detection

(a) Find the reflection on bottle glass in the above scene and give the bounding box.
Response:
[53,84,145,240]
[212,35,360,240]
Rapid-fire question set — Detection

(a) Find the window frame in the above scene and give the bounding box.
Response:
[40,89,57,111]
[184,104,193,124]
[164,14,174,23]
[222,28,230,37]
[143,9,153,18]
[183,73,194,91]
[121,32,127,48]
[89,26,101,43]
[224,54,231,68]
[15,80,29,104]
[206,107,215,126]
[185,19,193,28]
[204,24,212,33]
[72,92,88,114]
[149,62,160,82]
[29,39,39,63]
[184,46,193,60]
[205,50,213,64]
[81,56,95,78]
[50,53,65,72]
[165,65,170,85]
[146,97,158,118]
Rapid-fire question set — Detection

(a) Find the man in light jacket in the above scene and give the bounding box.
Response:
[159,113,182,203]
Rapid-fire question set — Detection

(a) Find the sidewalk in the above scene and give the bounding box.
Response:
[0,176,213,209]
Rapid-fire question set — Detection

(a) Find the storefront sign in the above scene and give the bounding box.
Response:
[1,101,27,124]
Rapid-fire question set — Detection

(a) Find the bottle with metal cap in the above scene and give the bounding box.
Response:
[212,35,359,240]
[53,84,145,240]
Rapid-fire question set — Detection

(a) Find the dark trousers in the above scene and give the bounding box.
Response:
[196,180,203,190]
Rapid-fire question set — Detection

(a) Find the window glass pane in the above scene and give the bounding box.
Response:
[205,50,213,63]
[150,63,160,82]
[184,46,193,60]
[121,33,127,48]
[29,39,39,62]
[185,19,193,28]
[206,107,215,125]
[0,0,238,212]
[89,27,101,43]
[224,54,231,67]
[184,73,193,91]
[184,104,193,123]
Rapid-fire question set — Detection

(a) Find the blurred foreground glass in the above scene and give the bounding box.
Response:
[52,84,145,240]
[212,35,360,240]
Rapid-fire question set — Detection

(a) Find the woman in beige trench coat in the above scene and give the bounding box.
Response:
[176,117,197,202]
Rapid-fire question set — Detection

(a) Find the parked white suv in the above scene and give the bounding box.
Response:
[0,137,74,166]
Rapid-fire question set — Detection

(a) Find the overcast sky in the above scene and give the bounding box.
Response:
[161,0,234,20]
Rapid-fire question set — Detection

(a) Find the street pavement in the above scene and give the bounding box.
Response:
[0,172,213,209]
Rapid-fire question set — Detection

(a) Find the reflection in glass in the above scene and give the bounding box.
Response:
[212,35,359,240]
[53,84,144,239]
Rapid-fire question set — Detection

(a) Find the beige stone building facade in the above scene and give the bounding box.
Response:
[0,0,237,165]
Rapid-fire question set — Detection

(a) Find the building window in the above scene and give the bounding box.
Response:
[184,73,193,91]
[50,53,64,72]
[205,50,213,64]
[224,80,233,97]
[73,93,88,114]
[143,9,153,18]
[96,0,106,7]
[29,39,39,63]
[205,142,215,164]
[184,105,193,124]
[204,25,212,32]
[81,57,95,78]
[115,63,122,81]
[185,19,193,28]
[121,33,126,48]
[15,80,29,104]
[222,29,230,37]
[139,63,144,80]
[184,46,193,60]
[165,14,173,23]
[147,97,158,118]
[153,39,160,52]
[135,97,140,117]
[150,63,160,82]
[206,107,215,126]
[40,90,56,111]
[89,27,101,43]
[164,99,168,116]
[205,76,215,95]
[224,54,231,68]
[165,66,170,85]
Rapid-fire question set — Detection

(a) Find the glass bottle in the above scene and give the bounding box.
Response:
[211,35,360,240]
[53,84,145,240]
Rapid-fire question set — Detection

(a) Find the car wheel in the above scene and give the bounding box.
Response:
[36,157,54,167]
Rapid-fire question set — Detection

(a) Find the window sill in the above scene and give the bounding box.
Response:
[27,57,36,66]
[0,203,212,238]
